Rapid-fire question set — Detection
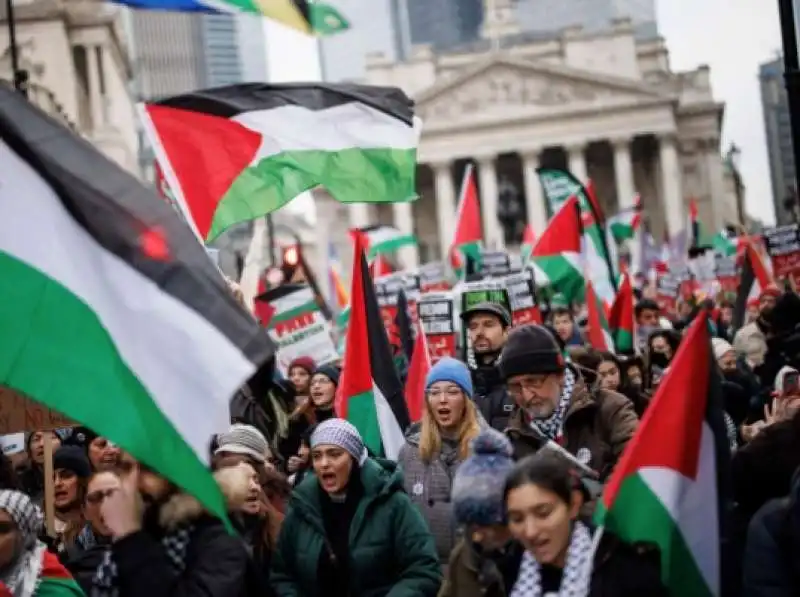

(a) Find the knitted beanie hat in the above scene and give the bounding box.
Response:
[215,424,269,463]
[425,357,473,398]
[499,324,565,381]
[53,445,92,478]
[313,363,341,387]
[451,428,515,527]
[712,337,734,361]
[310,418,368,465]
[288,356,316,375]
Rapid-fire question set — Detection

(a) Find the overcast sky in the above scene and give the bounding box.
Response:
[266,0,786,225]
[657,0,783,225]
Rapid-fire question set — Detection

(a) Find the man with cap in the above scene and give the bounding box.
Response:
[500,324,639,481]
[460,302,515,431]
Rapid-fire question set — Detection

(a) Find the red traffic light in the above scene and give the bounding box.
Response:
[283,245,299,266]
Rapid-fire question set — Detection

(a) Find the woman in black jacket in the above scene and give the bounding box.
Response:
[504,452,667,597]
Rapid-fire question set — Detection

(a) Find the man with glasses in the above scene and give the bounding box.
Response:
[499,324,639,482]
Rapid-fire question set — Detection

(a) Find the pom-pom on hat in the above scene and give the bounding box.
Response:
[451,428,515,527]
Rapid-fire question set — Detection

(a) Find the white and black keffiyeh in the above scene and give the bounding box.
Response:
[0,490,46,597]
[91,524,193,597]
[528,368,575,442]
[509,521,595,597]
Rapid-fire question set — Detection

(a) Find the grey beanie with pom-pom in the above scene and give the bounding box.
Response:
[451,428,515,527]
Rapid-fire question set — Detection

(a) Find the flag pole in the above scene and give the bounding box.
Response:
[5,0,26,96]
[778,0,800,197]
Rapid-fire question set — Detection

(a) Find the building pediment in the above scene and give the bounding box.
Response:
[415,55,674,124]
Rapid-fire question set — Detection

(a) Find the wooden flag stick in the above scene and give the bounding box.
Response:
[43,433,55,537]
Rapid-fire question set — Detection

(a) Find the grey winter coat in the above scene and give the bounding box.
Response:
[397,424,463,562]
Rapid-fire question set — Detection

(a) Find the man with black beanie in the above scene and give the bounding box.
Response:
[460,302,515,431]
[500,324,639,481]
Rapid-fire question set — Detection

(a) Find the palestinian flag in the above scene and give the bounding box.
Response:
[585,279,613,351]
[609,272,635,354]
[0,85,274,522]
[1,550,84,597]
[353,224,417,259]
[448,163,483,276]
[520,223,536,263]
[732,240,775,331]
[538,168,618,306]
[531,197,584,302]
[595,310,731,597]
[336,232,409,459]
[110,0,350,35]
[141,83,420,242]
[404,320,431,423]
[370,254,394,278]
[688,198,716,252]
[608,195,642,244]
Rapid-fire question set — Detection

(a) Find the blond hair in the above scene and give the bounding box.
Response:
[418,393,481,464]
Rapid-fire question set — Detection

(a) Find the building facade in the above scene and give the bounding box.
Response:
[759,57,796,226]
[404,0,484,51]
[339,8,735,271]
[515,0,657,39]
[1,0,138,173]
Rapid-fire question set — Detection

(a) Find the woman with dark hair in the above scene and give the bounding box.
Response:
[602,354,651,417]
[504,452,667,597]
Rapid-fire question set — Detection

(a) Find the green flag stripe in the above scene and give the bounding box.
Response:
[267,299,319,326]
[346,388,382,457]
[367,234,417,257]
[0,251,227,521]
[209,148,416,241]
[36,576,84,596]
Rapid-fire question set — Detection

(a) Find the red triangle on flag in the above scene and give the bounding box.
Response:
[404,321,431,423]
[533,196,582,257]
[143,104,262,241]
[522,223,536,246]
[451,164,483,248]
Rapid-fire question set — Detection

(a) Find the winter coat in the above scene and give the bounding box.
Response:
[438,538,523,597]
[270,458,441,597]
[397,424,464,561]
[732,411,800,522]
[471,363,515,432]
[62,529,111,595]
[110,465,260,597]
[506,374,638,480]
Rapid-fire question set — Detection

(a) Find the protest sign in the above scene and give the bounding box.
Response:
[656,274,680,314]
[479,250,522,277]
[263,284,338,375]
[714,254,739,294]
[419,261,450,292]
[763,224,800,289]
[0,386,73,435]
[502,270,542,325]
[417,292,457,362]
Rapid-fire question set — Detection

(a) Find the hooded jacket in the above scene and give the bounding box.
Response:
[506,370,639,481]
[270,458,441,597]
[109,465,260,597]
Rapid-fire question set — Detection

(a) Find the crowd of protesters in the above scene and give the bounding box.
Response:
[2,277,800,597]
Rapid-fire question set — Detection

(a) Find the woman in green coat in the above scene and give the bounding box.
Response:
[270,419,441,597]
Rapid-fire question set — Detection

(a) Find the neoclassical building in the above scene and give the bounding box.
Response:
[339,1,737,271]
[0,0,138,173]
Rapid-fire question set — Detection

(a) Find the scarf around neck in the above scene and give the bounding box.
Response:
[509,521,595,597]
[528,368,575,442]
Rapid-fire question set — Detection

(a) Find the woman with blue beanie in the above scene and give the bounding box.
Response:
[398,357,483,564]
[439,428,522,597]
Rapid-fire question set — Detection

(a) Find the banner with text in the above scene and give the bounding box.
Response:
[417,292,457,363]
[763,224,800,289]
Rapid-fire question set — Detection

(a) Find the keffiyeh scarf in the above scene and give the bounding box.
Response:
[528,368,575,442]
[0,490,45,597]
[91,523,194,597]
[509,521,595,597]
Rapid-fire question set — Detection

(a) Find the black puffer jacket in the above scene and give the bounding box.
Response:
[471,363,514,432]
[742,471,800,597]
[63,535,110,595]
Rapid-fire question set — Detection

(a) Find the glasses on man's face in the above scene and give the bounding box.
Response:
[506,376,549,398]
[86,488,117,506]
[426,387,463,401]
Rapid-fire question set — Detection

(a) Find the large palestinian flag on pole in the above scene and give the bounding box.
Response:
[352,224,417,259]
[530,196,584,302]
[0,84,275,522]
[336,232,410,459]
[609,272,635,354]
[538,168,618,306]
[595,310,731,596]
[140,83,421,242]
[448,163,483,277]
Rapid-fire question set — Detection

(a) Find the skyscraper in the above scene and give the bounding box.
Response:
[404,0,484,51]
[760,57,797,225]
[515,0,658,38]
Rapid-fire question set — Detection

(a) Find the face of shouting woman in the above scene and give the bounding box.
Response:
[310,374,336,409]
[425,382,467,432]
[88,437,121,471]
[312,445,352,496]
[288,367,311,395]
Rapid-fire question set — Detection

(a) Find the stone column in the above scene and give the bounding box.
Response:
[432,160,456,259]
[392,201,419,269]
[521,149,548,236]
[348,203,371,229]
[567,143,588,184]
[659,135,684,238]
[86,44,103,131]
[612,136,641,272]
[476,155,503,249]
[704,139,727,231]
